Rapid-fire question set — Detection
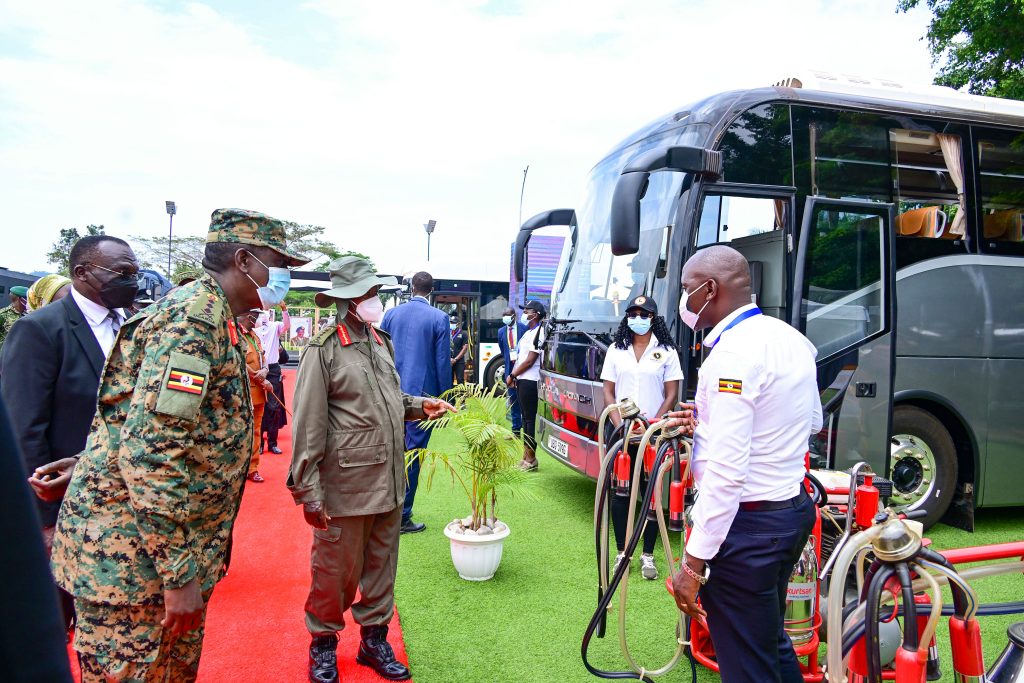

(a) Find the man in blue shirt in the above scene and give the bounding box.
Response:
[496,306,527,437]
[380,272,452,534]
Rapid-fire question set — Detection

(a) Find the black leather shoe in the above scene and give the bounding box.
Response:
[356,625,410,680]
[270,445,283,455]
[309,634,339,683]
[400,520,426,535]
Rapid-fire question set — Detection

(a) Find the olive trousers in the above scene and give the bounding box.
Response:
[305,506,401,636]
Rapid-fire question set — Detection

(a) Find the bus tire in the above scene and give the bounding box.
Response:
[483,355,505,391]
[889,405,957,529]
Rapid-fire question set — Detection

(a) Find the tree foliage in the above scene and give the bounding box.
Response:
[899,0,1024,100]
[46,225,105,275]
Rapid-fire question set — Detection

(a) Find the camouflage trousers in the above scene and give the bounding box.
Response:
[74,598,208,683]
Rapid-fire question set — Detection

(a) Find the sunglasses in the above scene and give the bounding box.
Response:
[626,311,653,319]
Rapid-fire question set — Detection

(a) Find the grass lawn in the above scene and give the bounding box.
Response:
[395,427,1024,682]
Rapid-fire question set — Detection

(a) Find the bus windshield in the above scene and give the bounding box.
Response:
[554,123,709,323]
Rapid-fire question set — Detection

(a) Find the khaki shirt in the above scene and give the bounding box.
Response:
[52,275,252,605]
[288,320,425,517]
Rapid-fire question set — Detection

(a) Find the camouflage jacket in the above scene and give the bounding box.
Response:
[0,303,23,354]
[52,274,252,605]
[287,320,425,517]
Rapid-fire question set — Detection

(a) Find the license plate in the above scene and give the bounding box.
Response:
[546,434,569,459]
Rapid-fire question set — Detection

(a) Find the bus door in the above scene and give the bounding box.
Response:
[792,198,897,474]
[434,293,480,384]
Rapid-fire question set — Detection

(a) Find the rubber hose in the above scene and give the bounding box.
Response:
[916,546,970,617]
[894,563,918,651]
[865,565,896,683]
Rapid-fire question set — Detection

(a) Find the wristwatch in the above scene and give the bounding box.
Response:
[682,558,710,585]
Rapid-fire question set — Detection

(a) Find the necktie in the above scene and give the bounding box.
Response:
[107,310,122,337]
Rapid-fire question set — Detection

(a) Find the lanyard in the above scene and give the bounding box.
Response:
[706,307,762,351]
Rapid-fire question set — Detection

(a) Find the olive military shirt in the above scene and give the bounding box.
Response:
[51,275,252,605]
[288,321,426,517]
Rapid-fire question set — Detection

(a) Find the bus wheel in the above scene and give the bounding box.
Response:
[889,406,957,529]
[483,355,505,391]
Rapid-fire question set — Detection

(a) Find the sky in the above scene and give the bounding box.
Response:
[0,0,938,278]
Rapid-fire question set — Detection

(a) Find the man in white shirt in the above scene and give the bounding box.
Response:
[254,305,290,453]
[667,245,821,683]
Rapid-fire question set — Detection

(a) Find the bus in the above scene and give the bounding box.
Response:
[515,73,1024,529]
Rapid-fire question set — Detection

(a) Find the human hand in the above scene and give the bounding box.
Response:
[303,501,330,530]
[671,557,708,619]
[256,368,269,380]
[422,398,456,419]
[28,457,79,502]
[450,358,456,366]
[662,402,698,436]
[506,376,516,388]
[262,380,273,392]
[162,579,205,638]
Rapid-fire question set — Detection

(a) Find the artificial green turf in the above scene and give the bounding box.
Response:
[395,427,1024,682]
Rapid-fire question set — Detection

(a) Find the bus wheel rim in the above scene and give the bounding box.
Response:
[889,433,938,510]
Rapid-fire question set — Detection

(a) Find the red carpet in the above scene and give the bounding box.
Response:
[70,368,411,682]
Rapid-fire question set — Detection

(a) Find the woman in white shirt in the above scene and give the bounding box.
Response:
[507,299,546,472]
[600,295,683,580]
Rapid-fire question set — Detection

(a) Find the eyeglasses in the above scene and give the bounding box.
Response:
[627,311,653,319]
[88,263,140,280]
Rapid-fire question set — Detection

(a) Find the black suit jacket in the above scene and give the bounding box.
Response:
[0,294,105,526]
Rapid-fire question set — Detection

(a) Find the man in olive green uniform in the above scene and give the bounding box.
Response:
[289,256,453,683]
[50,208,308,682]
[0,284,28,354]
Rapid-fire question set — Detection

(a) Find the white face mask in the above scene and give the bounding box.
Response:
[520,312,533,326]
[502,315,514,326]
[678,281,711,331]
[353,296,384,324]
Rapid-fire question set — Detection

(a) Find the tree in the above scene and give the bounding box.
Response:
[899,0,1024,100]
[47,225,105,275]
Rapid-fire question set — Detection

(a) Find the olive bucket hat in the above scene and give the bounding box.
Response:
[314,255,397,307]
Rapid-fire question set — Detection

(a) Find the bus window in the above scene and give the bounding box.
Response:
[695,195,782,246]
[792,107,891,203]
[977,129,1024,255]
[801,207,885,360]
[719,103,793,186]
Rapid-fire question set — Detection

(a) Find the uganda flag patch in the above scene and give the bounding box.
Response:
[167,368,206,395]
[718,378,743,395]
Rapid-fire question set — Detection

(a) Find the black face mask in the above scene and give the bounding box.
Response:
[97,275,140,309]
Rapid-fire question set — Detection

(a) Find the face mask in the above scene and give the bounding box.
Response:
[520,312,532,326]
[450,323,457,331]
[353,295,384,324]
[502,315,514,326]
[679,280,711,331]
[631,272,645,285]
[627,316,652,335]
[245,251,291,308]
[89,265,140,309]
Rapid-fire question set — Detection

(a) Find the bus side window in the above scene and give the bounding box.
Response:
[695,194,781,245]
[977,129,1024,256]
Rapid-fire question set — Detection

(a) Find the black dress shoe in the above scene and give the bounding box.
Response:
[309,634,339,683]
[400,520,426,535]
[356,625,410,680]
[269,445,283,455]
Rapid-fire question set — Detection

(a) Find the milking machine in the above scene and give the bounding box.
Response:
[582,398,1024,682]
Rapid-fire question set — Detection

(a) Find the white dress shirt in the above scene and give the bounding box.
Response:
[686,304,822,560]
[513,325,543,381]
[255,320,284,365]
[70,286,124,357]
[600,342,683,420]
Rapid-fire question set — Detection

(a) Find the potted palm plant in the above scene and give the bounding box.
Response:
[408,383,535,581]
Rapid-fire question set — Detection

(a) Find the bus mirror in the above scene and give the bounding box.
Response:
[623,145,723,177]
[610,172,649,256]
[514,228,531,281]
[514,208,576,281]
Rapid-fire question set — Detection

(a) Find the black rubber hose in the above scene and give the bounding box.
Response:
[865,565,896,683]
[685,617,697,683]
[915,546,970,618]
[895,563,918,651]
[581,446,670,682]
[594,437,623,639]
[805,471,827,508]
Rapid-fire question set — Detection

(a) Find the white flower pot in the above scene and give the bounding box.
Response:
[443,522,511,581]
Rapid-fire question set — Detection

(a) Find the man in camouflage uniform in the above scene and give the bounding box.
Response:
[50,208,308,682]
[288,256,453,683]
[0,284,28,354]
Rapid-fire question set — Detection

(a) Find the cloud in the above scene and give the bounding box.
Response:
[0,0,936,276]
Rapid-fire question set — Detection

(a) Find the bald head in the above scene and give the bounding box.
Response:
[680,245,752,331]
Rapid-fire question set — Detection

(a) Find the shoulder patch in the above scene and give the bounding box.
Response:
[155,351,211,421]
[718,378,743,395]
[186,293,224,328]
[310,325,335,347]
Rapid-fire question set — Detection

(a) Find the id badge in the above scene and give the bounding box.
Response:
[509,350,518,361]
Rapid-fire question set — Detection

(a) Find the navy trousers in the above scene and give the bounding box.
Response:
[699,490,815,683]
[402,421,431,523]
[507,384,522,434]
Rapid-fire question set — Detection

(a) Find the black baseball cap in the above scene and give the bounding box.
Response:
[626,295,657,315]
[522,299,546,316]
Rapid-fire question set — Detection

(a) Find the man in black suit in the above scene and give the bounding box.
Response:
[0,234,139,627]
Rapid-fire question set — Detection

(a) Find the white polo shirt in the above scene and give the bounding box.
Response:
[513,325,543,381]
[686,304,822,561]
[600,342,683,421]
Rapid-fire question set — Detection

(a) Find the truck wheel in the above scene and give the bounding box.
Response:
[483,355,505,390]
[889,405,957,529]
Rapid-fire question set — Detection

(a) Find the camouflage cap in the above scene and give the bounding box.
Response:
[206,208,310,267]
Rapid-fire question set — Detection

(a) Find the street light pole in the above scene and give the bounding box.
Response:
[423,219,437,261]
[519,165,529,227]
[165,201,176,277]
